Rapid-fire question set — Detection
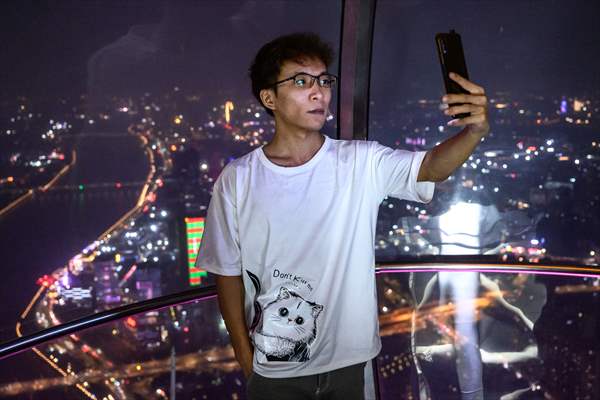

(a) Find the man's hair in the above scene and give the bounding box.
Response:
[249,32,335,117]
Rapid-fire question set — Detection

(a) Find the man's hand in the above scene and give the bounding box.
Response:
[417,73,491,182]
[441,72,490,138]
[239,346,254,379]
[214,275,255,380]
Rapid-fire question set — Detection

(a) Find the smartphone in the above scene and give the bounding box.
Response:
[435,29,470,119]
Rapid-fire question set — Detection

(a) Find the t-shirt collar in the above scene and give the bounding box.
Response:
[258,133,330,174]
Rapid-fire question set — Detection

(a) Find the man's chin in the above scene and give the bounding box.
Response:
[302,121,326,132]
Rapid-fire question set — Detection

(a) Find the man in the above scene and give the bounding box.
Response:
[195,32,489,399]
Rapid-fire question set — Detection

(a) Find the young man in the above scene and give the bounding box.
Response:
[196,32,489,399]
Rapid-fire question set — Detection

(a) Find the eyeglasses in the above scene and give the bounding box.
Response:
[271,72,338,89]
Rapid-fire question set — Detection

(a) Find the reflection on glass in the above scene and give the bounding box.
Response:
[372,269,560,399]
[418,205,485,398]
[377,270,600,399]
[406,206,546,399]
[411,271,546,400]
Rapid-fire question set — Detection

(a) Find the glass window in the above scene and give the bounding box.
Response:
[374,268,600,399]
[370,1,600,265]
[1,296,241,399]
[2,269,598,398]
[0,0,342,387]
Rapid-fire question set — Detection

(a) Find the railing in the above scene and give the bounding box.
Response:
[1,262,599,399]
[0,286,216,360]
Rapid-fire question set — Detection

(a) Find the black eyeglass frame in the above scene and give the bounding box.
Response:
[269,72,339,89]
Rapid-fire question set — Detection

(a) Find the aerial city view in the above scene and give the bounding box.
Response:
[1,1,599,399]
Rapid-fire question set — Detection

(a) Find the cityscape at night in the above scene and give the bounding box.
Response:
[1,1,599,399]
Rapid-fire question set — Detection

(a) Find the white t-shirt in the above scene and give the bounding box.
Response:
[195,133,435,378]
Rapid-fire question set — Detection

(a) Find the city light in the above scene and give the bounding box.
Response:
[185,217,207,286]
[225,101,234,124]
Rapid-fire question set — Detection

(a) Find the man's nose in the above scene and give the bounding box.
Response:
[309,82,324,100]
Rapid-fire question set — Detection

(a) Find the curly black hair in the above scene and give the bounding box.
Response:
[249,32,335,117]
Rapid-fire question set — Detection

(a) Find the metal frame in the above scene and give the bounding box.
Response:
[338,0,377,140]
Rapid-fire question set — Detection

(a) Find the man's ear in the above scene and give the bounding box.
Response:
[260,88,276,112]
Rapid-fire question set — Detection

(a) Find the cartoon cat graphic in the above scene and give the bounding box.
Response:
[245,271,323,362]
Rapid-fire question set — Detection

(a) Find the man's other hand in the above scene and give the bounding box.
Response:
[240,347,254,379]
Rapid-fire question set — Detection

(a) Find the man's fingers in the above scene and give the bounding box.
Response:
[444,104,484,116]
[449,72,485,94]
[447,113,487,127]
[442,93,487,106]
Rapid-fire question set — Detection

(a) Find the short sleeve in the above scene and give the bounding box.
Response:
[195,168,242,276]
[370,141,435,203]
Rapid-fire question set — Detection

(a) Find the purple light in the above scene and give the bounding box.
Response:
[376,267,600,279]
[405,137,426,146]
[560,99,567,114]
[61,273,70,288]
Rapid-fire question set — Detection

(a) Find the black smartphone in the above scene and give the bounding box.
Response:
[435,29,470,119]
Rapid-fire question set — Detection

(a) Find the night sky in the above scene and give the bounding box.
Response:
[1,0,162,96]
[1,0,599,101]
[0,0,341,101]
[371,0,600,99]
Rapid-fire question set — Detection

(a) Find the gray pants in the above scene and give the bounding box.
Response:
[246,361,368,400]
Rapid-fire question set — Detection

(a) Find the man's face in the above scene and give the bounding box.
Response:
[267,57,332,133]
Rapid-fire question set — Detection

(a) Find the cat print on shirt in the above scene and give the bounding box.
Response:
[246,270,323,362]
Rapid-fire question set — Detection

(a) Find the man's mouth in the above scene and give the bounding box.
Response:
[308,109,325,115]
